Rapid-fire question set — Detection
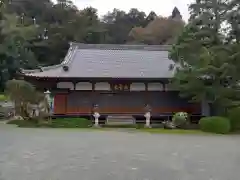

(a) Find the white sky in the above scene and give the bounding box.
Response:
[71,0,194,21]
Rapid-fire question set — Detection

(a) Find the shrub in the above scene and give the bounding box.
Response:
[227,107,240,131]
[50,118,91,128]
[0,94,7,101]
[172,112,188,128]
[7,120,21,125]
[7,120,36,127]
[199,116,231,134]
[7,118,92,128]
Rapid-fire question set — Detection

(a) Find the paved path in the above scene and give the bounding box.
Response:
[0,125,239,180]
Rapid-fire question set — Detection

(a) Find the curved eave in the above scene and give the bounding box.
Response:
[21,43,78,77]
[22,76,172,83]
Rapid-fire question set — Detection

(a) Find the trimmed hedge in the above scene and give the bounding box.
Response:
[172,112,188,128]
[7,118,92,128]
[227,107,240,132]
[0,94,7,101]
[199,116,231,134]
[50,118,91,128]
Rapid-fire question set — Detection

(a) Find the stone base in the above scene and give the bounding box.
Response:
[107,115,135,125]
[144,125,152,128]
[93,124,101,128]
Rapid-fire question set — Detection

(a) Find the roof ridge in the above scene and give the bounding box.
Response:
[70,42,171,51]
[64,46,79,67]
[61,45,78,65]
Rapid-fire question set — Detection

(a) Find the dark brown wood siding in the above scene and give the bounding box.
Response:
[53,91,200,115]
[54,94,67,114]
[66,92,92,114]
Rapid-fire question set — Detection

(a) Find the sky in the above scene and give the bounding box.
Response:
[71,0,194,21]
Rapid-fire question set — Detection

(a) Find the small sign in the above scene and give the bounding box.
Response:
[112,83,130,91]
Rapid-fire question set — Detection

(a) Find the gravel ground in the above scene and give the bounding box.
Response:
[0,124,239,180]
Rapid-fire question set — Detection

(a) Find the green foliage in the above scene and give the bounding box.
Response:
[50,118,91,128]
[7,119,24,125]
[0,0,186,89]
[7,118,91,128]
[5,79,45,118]
[129,16,184,45]
[227,107,240,131]
[172,112,188,128]
[226,0,240,43]
[169,0,240,114]
[0,94,7,101]
[103,8,147,44]
[0,13,38,90]
[199,116,231,134]
[0,0,186,92]
[137,128,207,135]
[5,79,35,102]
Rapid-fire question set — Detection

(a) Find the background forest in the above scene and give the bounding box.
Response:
[0,0,184,91]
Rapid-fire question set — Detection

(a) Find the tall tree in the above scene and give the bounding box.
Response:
[0,13,38,91]
[226,0,240,88]
[227,0,240,43]
[0,0,5,37]
[129,16,184,45]
[169,0,234,115]
[144,11,157,26]
[171,7,182,20]
[6,0,54,24]
[0,0,6,91]
[103,8,147,44]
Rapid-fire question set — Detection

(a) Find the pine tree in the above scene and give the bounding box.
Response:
[0,0,7,91]
[0,4,38,91]
[171,7,182,20]
[227,0,240,43]
[169,0,236,115]
[226,0,240,89]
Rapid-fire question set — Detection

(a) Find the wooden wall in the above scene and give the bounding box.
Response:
[53,91,200,115]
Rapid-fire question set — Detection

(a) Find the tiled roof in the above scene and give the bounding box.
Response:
[23,43,174,79]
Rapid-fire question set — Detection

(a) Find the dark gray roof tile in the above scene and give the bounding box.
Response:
[24,43,174,79]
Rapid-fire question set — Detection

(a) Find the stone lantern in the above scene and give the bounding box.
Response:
[144,104,152,128]
[93,104,100,127]
[44,90,51,102]
[44,90,52,114]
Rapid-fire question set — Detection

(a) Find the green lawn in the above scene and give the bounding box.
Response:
[7,118,92,128]
[6,119,222,135]
[136,128,212,135]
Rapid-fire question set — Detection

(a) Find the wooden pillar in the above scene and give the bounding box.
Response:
[91,82,97,113]
[145,82,149,105]
[64,92,68,114]
[163,83,166,92]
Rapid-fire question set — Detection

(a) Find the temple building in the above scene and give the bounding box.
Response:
[21,43,202,122]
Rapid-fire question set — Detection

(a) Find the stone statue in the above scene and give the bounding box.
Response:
[144,104,152,128]
[92,104,100,127]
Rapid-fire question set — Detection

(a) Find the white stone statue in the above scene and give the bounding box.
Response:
[93,112,100,127]
[144,112,151,128]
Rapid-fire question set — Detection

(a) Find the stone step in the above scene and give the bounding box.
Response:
[107,115,135,125]
[107,115,134,119]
